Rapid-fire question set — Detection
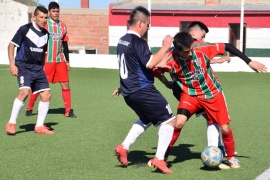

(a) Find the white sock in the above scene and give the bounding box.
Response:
[155,124,174,160]
[9,98,24,124]
[206,121,220,147]
[36,101,49,127]
[122,119,151,150]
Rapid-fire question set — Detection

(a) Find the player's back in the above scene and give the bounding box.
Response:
[117,32,153,96]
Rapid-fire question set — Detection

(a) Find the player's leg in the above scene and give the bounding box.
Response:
[114,89,153,166]
[6,67,32,135]
[55,61,76,117]
[33,69,53,135]
[115,119,151,166]
[164,93,199,159]
[26,91,39,116]
[202,92,240,168]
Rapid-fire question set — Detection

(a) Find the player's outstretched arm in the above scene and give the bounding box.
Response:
[210,56,231,64]
[225,43,267,73]
[112,88,121,96]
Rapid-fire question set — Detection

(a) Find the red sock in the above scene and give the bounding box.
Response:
[27,92,39,110]
[165,127,182,158]
[222,129,235,160]
[62,89,71,114]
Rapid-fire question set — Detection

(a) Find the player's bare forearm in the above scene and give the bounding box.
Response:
[8,43,18,76]
[210,56,230,64]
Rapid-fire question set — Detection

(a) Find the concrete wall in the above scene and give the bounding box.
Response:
[0,0,29,51]
[1,51,269,72]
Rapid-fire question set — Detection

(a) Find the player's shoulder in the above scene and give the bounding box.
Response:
[59,20,67,27]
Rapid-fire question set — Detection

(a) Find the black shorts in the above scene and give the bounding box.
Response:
[124,85,175,126]
[16,62,50,93]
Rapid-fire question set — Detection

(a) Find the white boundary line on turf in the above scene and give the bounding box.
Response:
[0,69,9,70]
[255,167,270,180]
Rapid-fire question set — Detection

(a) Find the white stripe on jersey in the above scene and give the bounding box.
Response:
[26,29,48,47]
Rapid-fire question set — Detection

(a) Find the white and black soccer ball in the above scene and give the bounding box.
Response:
[201,146,223,168]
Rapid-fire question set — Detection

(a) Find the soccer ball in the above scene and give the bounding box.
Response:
[201,146,223,168]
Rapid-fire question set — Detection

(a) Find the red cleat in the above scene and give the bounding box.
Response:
[151,157,173,174]
[114,144,128,166]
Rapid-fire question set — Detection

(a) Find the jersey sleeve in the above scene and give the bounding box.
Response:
[61,22,69,42]
[11,25,26,47]
[134,40,152,67]
[204,43,225,59]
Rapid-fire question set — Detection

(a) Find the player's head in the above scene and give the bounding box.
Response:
[33,6,48,29]
[188,21,209,42]
[48,1,60,21]
[173,32,194,59]
[127,6,150,37]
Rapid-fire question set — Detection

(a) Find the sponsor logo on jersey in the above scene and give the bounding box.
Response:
[30,47,43,52]
[195,58,202,66]
[118,39,130,46]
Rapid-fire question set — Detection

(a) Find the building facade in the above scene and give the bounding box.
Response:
[109,0,270,57]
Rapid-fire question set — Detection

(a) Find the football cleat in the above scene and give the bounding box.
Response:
[35,125,54,135]
[114,144,128,166]
[6,123,16,135]
[228,157,240,168]
[25,110,33,116]
[151,157,173,174]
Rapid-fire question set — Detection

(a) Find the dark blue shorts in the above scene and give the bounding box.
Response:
[16,61,50,93]
[124,85,175,126]
[172,81,205,117]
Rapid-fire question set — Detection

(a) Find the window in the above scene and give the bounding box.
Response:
[229,23,246,55]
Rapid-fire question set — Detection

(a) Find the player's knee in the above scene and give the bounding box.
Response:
[220,124,231,133]
[39,90,51,102]
[18,89,30,101]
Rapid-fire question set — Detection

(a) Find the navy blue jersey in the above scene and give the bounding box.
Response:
[117,31,153,96]
[11,22,48,65]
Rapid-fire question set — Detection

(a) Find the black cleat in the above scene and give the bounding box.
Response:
[26,110,33,116]
[65,111,77,118]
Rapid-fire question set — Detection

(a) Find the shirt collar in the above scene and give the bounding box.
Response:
[127,30,141,38]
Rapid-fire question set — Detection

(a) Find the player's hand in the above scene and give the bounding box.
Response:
[66,62,70,71]
[155,52,172,70]
[219,56,231,63]
[10,64,18,76]
[248,61,267,73]
[162,35,173,49]
[112,88,121,96]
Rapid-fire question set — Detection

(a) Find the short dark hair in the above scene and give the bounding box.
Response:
[34,6,48,16]
[188,21,209,33]
[48,1,60,10]
[173,32,194,52]
[128,6,150,26]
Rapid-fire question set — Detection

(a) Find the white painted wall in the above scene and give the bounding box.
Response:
[0,0,29,51]
[1,51,269,72]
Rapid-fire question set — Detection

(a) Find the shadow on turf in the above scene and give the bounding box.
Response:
[114,144,200,168]
[15,122,58,134]
[27,108,75,116]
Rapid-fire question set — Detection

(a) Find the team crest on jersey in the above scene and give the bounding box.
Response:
[20,76,24,86]
[194,58,202,66]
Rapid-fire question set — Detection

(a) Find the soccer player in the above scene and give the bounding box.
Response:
[6,6,54,135]
[158,21,267,163]
[156,32,245,168]
[26,1,77,118]
[114,6,177,174]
